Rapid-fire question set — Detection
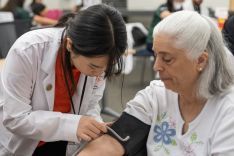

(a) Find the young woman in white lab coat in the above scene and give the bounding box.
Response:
[0,4,127,156]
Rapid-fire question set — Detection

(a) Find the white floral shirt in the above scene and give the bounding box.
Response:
[124,80,234,156]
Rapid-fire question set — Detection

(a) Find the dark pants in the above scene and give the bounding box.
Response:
[33,141,68,156]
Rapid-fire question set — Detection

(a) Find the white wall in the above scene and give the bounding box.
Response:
[128,0,164,10]
[41,0,76,9]
[0,0,230,10]
[127,0,229,11]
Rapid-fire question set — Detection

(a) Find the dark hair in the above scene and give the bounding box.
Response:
[166,0,174,12]
[31,3,46,15]
[0,0,25,12]
[166,0,182,12]
[56,4,127,85]
[222,15,234,55]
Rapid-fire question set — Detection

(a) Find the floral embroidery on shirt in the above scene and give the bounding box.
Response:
[154,112,177,155]
[154,122,176,144]
[182,132,204,156]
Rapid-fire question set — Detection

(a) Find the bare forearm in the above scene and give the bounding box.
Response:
[33,15,58,25]
[78,134,124,156]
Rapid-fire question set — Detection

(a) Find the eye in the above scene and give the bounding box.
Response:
[163,56,173,64]
[89,65,96,70]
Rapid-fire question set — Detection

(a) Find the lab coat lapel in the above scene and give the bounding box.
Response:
[41,28,64,110]
[74,74,86,114]
[75,74,94,114]
[42,72,55,111]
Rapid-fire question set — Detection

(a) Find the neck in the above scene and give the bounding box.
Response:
[179,94,207,124]
[179,94,206,106]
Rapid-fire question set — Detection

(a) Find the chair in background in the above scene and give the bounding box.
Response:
[101,89,120,118]
[123,22,149,76]
[0,12,17,58]
[100,23,151,119]
[14,18,32,38]
[0,21,17,58]
[126,22,155,84]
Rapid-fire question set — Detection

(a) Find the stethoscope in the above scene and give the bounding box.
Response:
[61,29,130,144]
[67,74,129,141]
[60,28,88,115]
[65,73,129,142]
[65,74,87,115]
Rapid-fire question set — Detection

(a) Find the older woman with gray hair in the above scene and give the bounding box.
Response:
[77,10,234,156]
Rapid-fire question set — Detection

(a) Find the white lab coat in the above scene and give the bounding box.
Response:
[0,28,106,155]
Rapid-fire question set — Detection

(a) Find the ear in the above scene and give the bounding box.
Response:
[66,38,73,52]
[196,51,208,72]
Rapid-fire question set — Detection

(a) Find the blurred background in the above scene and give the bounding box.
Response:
[0,0,233,122]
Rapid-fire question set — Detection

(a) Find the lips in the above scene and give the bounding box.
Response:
[160,77,171,81]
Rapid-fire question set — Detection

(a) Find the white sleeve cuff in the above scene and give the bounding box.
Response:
[60,113,81,143]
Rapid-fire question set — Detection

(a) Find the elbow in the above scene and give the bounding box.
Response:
[2,114,26,134]
[2,116,18,133]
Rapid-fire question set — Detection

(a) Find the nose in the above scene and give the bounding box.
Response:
[153,57,163,72]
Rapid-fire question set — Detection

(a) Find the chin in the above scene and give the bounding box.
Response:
[165,85,179,93]
[163,82,175,91]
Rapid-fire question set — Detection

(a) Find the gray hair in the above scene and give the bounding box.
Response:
[153,10,234,99]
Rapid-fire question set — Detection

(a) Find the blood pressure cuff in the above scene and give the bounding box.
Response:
[106,112,151,156]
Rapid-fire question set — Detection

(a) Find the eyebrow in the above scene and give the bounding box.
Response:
[154,51,170,55]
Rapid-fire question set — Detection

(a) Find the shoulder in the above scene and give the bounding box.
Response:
[17,28,63,45]
[209,87,234,154]
[142,80,176,101]
[11,28,64,54]
[211,86,234,119]
[149,80,167,93]
[218,86,234,105]
[5,28,64,68]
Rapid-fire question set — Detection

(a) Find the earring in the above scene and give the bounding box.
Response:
[199,67,202,71]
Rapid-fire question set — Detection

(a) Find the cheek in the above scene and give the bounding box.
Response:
[80,66,92,75]
[75,64,100,76]
[74,62,90,74]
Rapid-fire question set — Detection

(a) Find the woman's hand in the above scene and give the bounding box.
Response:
[104,122,114,127]
[77,116,107,141]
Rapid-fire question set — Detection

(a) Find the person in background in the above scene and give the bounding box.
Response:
[0,0,30,20]
[0,4,127,156]
[146,0,184,54]
[29,0,61,25]
[31,2,63,21]
[76,10,234,156]
[183,0,209,16]
[222,15,234,56]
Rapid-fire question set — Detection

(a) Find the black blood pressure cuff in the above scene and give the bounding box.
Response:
[106,112,151,156]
